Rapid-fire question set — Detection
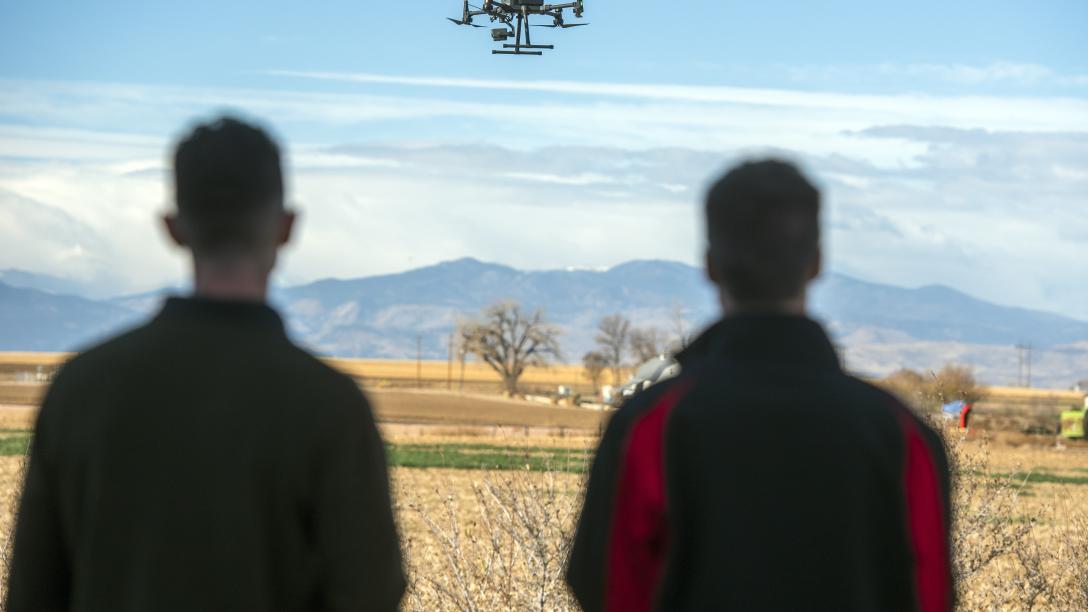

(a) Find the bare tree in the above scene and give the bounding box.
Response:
[930,364,982,405]
[582,351,609,393]
[595,314,630,385]
[882,365,982,413]
[882,368,929,410]
[670,303,691,351]
[629,327,664,363]
[460,301,561,396]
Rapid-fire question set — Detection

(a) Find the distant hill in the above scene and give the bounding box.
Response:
[0,269,107,299]
[1,259,1086,387]
[278,258,716,359]
[0,281,140,352]
[811,274,1088,347]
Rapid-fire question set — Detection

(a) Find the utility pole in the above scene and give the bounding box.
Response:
[447,332,453,391]
[1016,343,1025,386]
[459,348,466,392]
[1026,342,1033,388]
[416,334,422,389]
[1015,342,1034,388]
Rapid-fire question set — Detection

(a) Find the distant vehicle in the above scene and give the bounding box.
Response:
[612,355,680,406]
[1060,397,1088,439]
[448,0,587,55]
[941,400,973,430]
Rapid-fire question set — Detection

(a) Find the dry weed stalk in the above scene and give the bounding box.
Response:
[942,425,1088,610]
[0,440,30,610]
[401,468,578,611]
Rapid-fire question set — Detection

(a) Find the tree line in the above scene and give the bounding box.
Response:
[457,301,690,396]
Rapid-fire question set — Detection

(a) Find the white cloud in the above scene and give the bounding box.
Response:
[269,70,1088,134]
[502,172,617,186]
[0,77,1085,322]
[784,62,1088,89]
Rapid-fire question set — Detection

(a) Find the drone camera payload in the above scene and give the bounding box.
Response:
[449,0,587,56]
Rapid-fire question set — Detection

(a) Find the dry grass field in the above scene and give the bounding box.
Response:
[329,358,616,387]
[0,423,1085,609]
[0,353,1086,609]
[4,434,1080,610]
[0,353,623,395]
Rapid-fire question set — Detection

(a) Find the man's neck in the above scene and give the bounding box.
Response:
[720,293,807,318]
[191,258,270,303]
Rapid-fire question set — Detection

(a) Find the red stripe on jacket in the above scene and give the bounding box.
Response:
[900,414,952,612]
[605,382,691,612]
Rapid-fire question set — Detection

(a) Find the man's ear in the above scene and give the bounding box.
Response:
[704,248,720,284]
[277,210,297,247]
[163,214,187,248]
[808,245,823,282]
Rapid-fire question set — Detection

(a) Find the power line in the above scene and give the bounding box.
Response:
[1015,342,1034,388]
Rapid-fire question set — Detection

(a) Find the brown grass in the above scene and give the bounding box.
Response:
[0,430,1085,610]
[329,358,630,387]
[0,353,628,395]
[0,359,1086,609]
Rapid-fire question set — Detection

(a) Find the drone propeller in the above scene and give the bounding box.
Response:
[447,17,485,27]
[532,22,589,28]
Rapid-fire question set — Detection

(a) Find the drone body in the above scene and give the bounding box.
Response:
[448,0,587,55]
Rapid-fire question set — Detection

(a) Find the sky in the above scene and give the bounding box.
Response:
[1,1,1086,318]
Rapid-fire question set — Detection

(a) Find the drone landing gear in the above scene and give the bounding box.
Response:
[493,43,553,55]
[492,12,551,56]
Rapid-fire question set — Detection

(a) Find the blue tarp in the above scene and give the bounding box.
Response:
[941,400,967,415]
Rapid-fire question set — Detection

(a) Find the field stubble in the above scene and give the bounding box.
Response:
[0,427,1085,609]
[394,428,1088,611]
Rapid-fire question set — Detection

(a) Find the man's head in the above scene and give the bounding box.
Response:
[165,116,294,266]
[704,159,821,313]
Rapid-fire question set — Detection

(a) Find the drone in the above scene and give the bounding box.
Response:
[448,0,587,56]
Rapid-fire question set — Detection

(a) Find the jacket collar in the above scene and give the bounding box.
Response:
[154,296,287,338]
[676,314,841,372]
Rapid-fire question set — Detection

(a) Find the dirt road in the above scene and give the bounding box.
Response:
[368,389,608,432]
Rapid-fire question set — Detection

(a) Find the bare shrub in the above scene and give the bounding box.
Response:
[581,351,608,394]
[884,368,930,410]
[400,469,578,611]
[940,423,1088,610]
[0,442,30,609]
[882,365,982,412]
[943,431,1033,604]
[931,365,983,405]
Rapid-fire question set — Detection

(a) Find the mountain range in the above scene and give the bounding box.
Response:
[2,258,1086,388]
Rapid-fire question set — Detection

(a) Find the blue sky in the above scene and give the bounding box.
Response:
[1,1,1087,319]
[3,1,1086,92]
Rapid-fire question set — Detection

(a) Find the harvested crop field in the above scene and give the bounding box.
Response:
[1,423,1086,610]
[0,368,1086,608]
[370,390,606,432]
[0,387,608,435]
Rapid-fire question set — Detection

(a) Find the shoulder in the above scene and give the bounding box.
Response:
[293,345,363,392]
[46,324,153,393]
[606,375,695,444]
[277,344,374,419]
[841,375,949,461]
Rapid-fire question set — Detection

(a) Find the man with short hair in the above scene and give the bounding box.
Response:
[6,116,406,612]
[567,159,953,611]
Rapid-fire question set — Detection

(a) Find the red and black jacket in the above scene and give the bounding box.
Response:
[567,315,953,612]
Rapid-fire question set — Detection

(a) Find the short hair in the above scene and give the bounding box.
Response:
[173,116,284,254]
[705,159,820,302]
